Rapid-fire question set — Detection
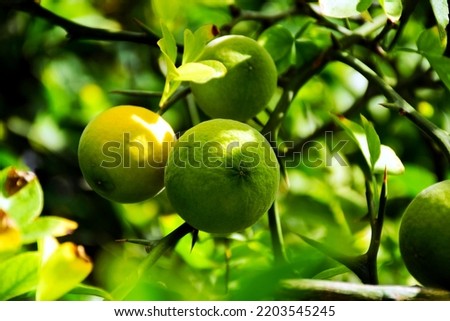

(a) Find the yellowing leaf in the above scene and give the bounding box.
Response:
[0,209,21,252]
[39,236,60,265]
[0,167,44,227]
[21,216,78,244]
[175,60,226,83]
[36,242,93,301]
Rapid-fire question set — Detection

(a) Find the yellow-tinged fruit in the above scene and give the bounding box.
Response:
[78,105,176,203]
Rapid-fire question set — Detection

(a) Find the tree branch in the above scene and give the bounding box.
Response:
[6,0,159,45]
[221,5,297,34]
[334,50,450,164]
[279,279,450,301]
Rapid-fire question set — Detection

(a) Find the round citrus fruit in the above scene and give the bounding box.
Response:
[399,180,450,289]
[164,119,280,234]
[190,35,277,121]
[78,105,176,203]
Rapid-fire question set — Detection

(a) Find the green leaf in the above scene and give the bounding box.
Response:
[182,24,218,64]
[175,60,226,83]
[379,0,403,22]
[0,167,44,227]
[158,25,180,107]
[425,54,450,91]
[361,115,381,168]
[319,0,361,18]
[68,284,113,301]
[332,115,373,170]
[312,265,350,280]
[158,25,222,107]
[158,23,178,64]
[0,252,40,300]
[430,0,449,42]
[20,216,78,244]
[373,54,398,85]
[258,25,294,62]
[357,0,372,12]
[374,145,405,175]
[294,39,321,68]
[159,77,181,107]
[417,27,446,55]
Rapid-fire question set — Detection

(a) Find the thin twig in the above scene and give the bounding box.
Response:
[158,86,191,115]
[334,50,450,164]
[111,223,194,300]
[222,6,297,33]
[267,202,287,265]
[261,54,329,137]
[8,1,159,45]
[365,169,387,282]
[281,85,374,158]
[110,89,162,98]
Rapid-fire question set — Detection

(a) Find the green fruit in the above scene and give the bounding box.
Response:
[190,35,277,121]
[164,119,280,234]
[78,105,176,203]
[399,180,450,289]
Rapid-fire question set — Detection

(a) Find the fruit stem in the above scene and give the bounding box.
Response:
[159,86,192,116]
[111,222,194,299]
[138,223,195,274]
[268,202,288,265]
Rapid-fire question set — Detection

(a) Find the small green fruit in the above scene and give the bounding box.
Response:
[399,180,450,290]
[190,35,277,121]
[164,119,280,233]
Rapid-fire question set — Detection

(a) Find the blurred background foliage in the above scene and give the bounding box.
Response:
[1,0,449,300]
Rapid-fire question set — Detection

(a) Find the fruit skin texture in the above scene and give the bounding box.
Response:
[399,180,450,290]
[78,105,176,203]
[190,35,277,122]
[164,119,280,234]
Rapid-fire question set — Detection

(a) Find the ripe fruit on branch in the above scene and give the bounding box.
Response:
[399,180,450,290]
[164,119,280,234]
[78,105,176,203]
[190,35,278,121]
